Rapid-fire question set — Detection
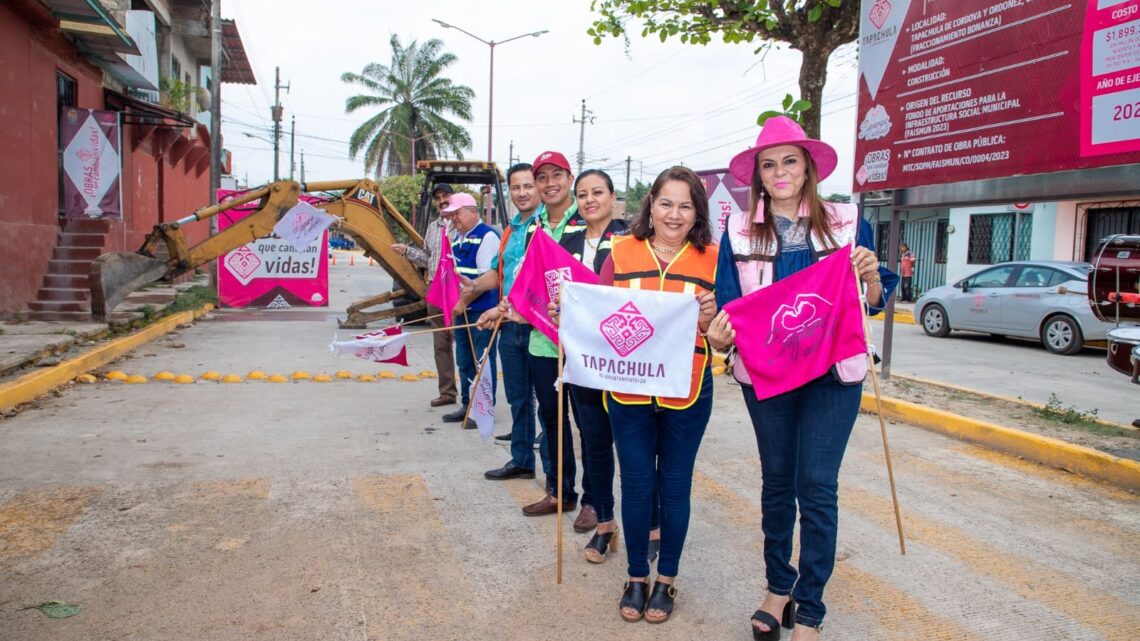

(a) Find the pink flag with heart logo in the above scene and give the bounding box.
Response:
[508,230,599,343]
[724,244,867,401]
[425,230,461,326]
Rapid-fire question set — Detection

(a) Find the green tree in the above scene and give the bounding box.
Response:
[341,35,475,177]
[622,180,651,217]
[589,1,859,138]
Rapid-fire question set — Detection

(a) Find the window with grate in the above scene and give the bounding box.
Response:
[967,212,1032,264]
[935,219,949,264]
[57,71,77,216]
[874,220,906,262]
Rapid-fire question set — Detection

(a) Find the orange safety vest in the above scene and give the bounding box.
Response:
[607,236,719,410]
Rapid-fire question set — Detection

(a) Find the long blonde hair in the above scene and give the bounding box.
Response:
[747,147,839,251]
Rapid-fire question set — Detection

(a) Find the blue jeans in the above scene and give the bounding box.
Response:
[530,355,592,505]
[571,384,660,527]
[455,311,497,407]
[498,322,538,470]
[609,369,712,579]
[741,374,861,628]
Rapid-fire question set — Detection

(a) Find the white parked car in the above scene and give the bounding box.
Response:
[915,261,1126,355]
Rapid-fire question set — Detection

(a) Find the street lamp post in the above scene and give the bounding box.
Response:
[432,19,546,222]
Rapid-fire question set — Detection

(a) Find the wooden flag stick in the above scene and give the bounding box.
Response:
[399,321,478,338]
[463,315,504,426]
[556,337,565,585]
[853,258,907,555]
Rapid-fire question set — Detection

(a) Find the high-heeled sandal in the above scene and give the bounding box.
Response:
[645,581,677,623]
[648,538,661,563]
[585,527,619,563]
[750,597,795,640]
[619,580,650,622]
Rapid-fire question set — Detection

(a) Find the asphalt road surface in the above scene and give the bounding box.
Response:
[1,256,1137,640]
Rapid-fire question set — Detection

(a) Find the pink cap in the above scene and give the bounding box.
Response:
[441,192,477,213]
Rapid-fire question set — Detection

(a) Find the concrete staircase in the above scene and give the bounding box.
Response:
[27,219,110,321]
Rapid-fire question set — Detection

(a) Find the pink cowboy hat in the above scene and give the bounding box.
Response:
[728,115,838,185]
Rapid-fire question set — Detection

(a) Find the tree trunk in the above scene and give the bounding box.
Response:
[796,46,832,140]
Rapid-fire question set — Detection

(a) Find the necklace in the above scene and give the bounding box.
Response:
[651,243,681,255]
[585,234,601,249]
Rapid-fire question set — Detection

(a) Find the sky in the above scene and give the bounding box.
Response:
[218,0,861,195]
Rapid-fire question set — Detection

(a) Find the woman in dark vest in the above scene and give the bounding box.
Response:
[557,169,664,566]
[708,116,897,641]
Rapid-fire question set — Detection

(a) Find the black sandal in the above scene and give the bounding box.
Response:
[645,581,677,623]
[750,597,795,640]
[648,538,661,563]
[620,580,650,622]
[585,527,619,564]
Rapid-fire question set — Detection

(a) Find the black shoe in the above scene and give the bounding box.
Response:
[648,538,661,563]
[462,418,477,430]
[442,407,468,423]
[620,580,650,622]
[494,433,511,441]
[751,597,795,640]
[484,463,535,480]
[645,581,677,623]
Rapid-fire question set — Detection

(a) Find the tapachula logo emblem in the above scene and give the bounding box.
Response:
[599,302,655,357]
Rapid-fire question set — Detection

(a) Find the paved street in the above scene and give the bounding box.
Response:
[1,257,1138,641]
[870,313,1138,426]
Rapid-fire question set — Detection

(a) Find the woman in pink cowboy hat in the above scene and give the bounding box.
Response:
[705,116,898,640]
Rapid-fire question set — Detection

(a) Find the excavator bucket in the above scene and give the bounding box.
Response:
[90,252,170,321]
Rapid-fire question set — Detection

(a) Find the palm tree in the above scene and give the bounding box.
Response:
[341,35,475,176]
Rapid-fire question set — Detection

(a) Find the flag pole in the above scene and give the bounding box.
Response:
[464,314,504,427]
[556,282,566,585]
[400,322,479,338]
[853,254,907,555]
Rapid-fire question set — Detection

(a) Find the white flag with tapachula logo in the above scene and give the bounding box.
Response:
[559,282,699,397]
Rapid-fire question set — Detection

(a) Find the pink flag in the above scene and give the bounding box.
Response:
[508,230,599,343]
[724,244,867,401]
[425,230,460,326]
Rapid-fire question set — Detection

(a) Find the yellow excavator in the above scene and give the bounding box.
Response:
[91,178,426,329]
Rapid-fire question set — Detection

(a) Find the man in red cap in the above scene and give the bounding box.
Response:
[517,151,597,533]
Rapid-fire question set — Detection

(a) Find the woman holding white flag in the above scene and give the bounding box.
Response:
[594,166,719,624]
[707,116,897,641]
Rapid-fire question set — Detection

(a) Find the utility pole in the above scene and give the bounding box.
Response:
[289,115,296,180]
[625,155,632,199]
[572,99,594,174]
[299,149,306,183]
[271,66,289,181]
[208,0,222,289]
[508,140,514,167]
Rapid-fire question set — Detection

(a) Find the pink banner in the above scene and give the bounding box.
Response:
[60,108,121,219]
[216,189,329,308]
[724,245,866,401]
[425,230,460,326]
[696,169,750,242]
[508,230,599,343]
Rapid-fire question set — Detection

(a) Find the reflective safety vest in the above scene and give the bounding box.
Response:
[607,235,719,410]
[453,222,501,312]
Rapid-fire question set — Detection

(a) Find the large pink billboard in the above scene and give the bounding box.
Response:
[215,189,329,309]
[853,0,1140,192]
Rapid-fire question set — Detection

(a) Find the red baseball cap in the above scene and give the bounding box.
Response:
[532,151,571,174]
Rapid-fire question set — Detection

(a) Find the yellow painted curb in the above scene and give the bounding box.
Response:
[861,393,1140,492]
[0,304,213,411]
[868,311,915,324]
[888,372,1136,432]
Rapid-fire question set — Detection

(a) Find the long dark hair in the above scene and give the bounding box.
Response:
[630,166,713,252]
[747,147,838,250]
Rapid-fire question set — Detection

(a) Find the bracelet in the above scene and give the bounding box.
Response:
[865,276,882,285]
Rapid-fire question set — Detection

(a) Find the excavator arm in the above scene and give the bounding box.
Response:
[90,179,428,327]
